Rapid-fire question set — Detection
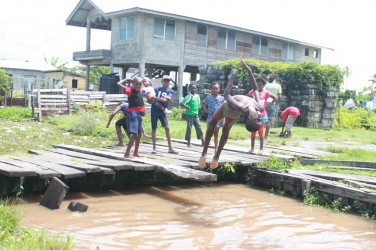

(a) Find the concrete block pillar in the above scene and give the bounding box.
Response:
[139,61,145,77]
[85,16,91,91]
[177,66,184,102]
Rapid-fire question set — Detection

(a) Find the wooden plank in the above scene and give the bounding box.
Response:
[157,137,290,161]
[45,148,151,171]
[301,159,376,169]
[48,148,153,170]
[289,170,376,185]
[37,155,102,173]
[53,145,217,182]
[344,179,376,190]
[327,166,376,171]
[0,158,60,178]
[145,141,266,164]
[257,169,376,204]
[0,161,36,177]
[13,157,85,179]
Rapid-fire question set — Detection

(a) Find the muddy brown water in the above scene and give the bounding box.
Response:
[15,184,376,249]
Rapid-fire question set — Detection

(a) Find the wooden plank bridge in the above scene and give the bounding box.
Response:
[0,140,375,206]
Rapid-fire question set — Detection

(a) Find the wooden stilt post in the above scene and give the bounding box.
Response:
[67,88,71,115]
[37,89,42,122]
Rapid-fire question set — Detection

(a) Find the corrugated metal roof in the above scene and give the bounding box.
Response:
[0,60,58,72]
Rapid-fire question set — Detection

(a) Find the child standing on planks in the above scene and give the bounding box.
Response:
[202,82,225,154]
[180,83,204,148]
[116,77,146,158]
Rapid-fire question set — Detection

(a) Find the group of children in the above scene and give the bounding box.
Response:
[107,58,300,168]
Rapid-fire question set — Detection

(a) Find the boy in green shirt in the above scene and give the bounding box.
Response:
[179,83,204,147]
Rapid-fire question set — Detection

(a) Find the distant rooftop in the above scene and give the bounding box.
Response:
[0,60,57,72]
[66,0,332,50]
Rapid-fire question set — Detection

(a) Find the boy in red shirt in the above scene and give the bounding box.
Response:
[116,77,146,158]
[248,78,276,155]
[278,106,300,138]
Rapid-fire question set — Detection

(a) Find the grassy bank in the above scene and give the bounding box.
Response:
[0,201,74,249]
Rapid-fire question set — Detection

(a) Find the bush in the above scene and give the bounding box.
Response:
[0,107,33,121]
[213,59,345,92]
[334,107,376,129]
[71,112,101,136]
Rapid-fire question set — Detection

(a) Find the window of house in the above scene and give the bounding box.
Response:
[252,35,268,56]
[72,79,78,89]
[154,17,175,41]
[282,42,296,61]
[313,49,319,58]
[305,48,310,56]
[217,28,236,51]
[197,24,207,46]
[119,16,135,40]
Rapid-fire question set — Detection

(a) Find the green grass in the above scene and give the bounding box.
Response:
[323,146,376,162]
[0,201,74,249]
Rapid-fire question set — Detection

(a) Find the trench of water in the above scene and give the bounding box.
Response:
[15,183,376,249]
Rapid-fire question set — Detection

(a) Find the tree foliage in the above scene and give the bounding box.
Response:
[0,67,10,93]
[81,66,110,85]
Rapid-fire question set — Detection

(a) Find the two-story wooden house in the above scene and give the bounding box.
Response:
[66,0,327,100]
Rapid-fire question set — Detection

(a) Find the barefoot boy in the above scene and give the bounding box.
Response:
[116,77,146,158]
[248,77,276,155]
[202,82,225,153]
[198,58,264,169]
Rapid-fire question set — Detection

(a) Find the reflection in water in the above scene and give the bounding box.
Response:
[15,184,376,249]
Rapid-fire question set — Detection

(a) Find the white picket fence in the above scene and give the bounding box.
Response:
[32,89,127,121]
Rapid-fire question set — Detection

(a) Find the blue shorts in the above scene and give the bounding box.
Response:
[266,103,275,119]
[126,112,143,134]
[262,115,268,123]
[151,110,168,130]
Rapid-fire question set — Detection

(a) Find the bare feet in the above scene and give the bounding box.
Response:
[210,159,219,169]
[133,154,141,158]
[124,155,134,159]
[168,149,179,154]
[198,155,207,168]
[248,149,255,154]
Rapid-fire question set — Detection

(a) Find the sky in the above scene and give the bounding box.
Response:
[0,0,375,92]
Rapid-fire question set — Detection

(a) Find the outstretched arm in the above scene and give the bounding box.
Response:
[223,75,244,112]
[106,106,121,128]
[240,58,260,103]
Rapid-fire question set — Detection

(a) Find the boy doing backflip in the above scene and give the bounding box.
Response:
[198,58,264,169]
